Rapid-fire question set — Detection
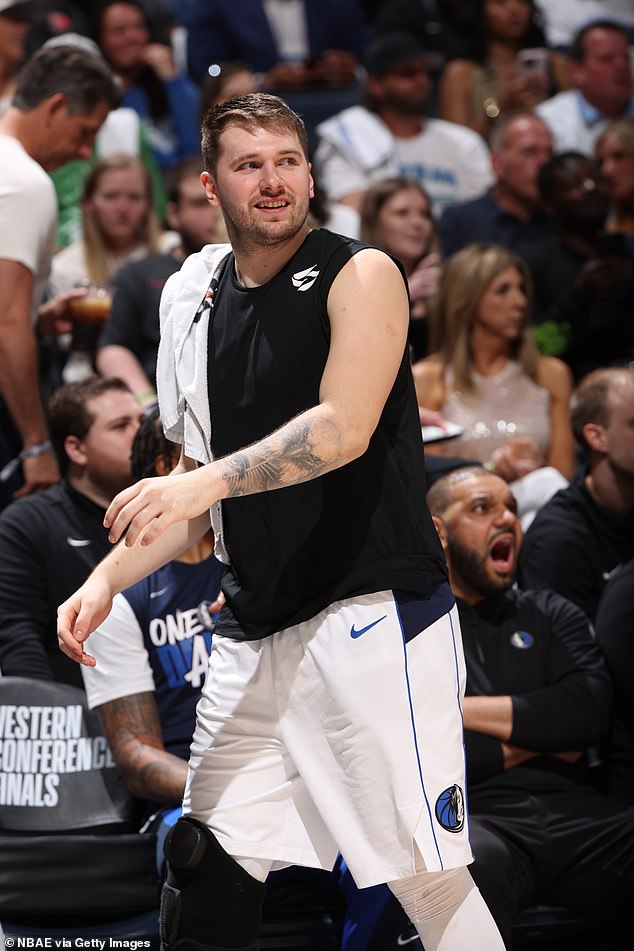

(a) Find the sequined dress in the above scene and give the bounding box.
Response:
[441,361,551,462]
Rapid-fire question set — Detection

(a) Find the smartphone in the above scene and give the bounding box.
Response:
[596,231,630,259]
[516,47,550,79]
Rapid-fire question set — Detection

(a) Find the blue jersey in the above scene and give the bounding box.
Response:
[122,556,225,759]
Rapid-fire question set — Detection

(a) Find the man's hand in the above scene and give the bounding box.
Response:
[501,742,539,770]
[142,43,178,81]
[408,252,442,306]
[37,289,87,336]
[490,436,542,483]
[104,466,216,548]
[264,61,312,89]
[57,574,116,666]
[308,50,358,87]
[14,449,60,499]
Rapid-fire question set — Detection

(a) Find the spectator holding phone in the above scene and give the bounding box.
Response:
[438,0,570,141]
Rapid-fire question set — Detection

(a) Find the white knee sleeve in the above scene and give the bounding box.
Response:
[388,867,505,951]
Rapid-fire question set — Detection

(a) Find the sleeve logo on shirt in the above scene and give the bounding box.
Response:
[291,265,320,291]
[435,784,465,833]
[510,630,534,650]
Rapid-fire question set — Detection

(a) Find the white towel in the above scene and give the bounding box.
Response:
[316,106,397,173]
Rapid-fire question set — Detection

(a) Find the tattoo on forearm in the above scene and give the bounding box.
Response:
[218,415,343,497]
[98,693,187,802]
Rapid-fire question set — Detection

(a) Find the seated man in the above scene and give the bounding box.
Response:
[536,20,633,155]
[314,32,493,222]
[427,464,633,947]
[0,376,142,687]
[438,112,555,259]
[337,463,634,949]
[519,367,634,622]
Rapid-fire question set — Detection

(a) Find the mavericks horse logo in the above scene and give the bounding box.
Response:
[435,784,465,833]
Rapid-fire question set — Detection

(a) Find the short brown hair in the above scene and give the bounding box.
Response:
[48,376,132,475]
[201,92,309,174]
[570,367,634,450]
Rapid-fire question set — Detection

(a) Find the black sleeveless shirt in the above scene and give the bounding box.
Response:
[208,228,447,640]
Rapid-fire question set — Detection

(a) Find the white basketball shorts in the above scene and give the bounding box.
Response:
[183,582,472,888]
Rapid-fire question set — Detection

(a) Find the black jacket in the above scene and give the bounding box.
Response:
[518,477,634,622]
[459,587,612,792]
[0,483,111,687]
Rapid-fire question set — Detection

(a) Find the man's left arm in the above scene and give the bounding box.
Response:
[463,592,613,779]
[510,593,613,752]
[104,249,410,548]
[97,692,188,803]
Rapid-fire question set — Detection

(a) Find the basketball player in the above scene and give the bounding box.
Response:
[58,93,503,951]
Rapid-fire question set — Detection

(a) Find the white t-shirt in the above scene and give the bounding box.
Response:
[393,121,494,214]
[0,135,57,323]
[536,90,634,155]
[315,112,493,217]
[81,592,155,709]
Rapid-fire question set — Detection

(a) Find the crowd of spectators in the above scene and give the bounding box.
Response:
[1,0,634,947]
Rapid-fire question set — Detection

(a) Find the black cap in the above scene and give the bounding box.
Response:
[364,32,427,76]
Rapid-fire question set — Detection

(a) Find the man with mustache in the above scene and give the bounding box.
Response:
[425,464,634,947]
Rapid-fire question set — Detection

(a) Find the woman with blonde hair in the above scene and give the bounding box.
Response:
[413,242,575,522]
[50,153,163,293]
[49,153,165,382]
[596,117,634,236]
[361,177,441,361]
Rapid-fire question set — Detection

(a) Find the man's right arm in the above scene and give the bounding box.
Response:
[0,259,59,495]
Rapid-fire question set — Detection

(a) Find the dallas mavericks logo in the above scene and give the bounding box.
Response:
[435,784,465,833]
[510,630,534,650]
[291,265,320,291]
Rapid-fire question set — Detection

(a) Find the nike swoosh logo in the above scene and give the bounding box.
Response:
[350,615,387,638]
[397,932,420,946]
[149,586,169,599]
[66,537,91,547]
